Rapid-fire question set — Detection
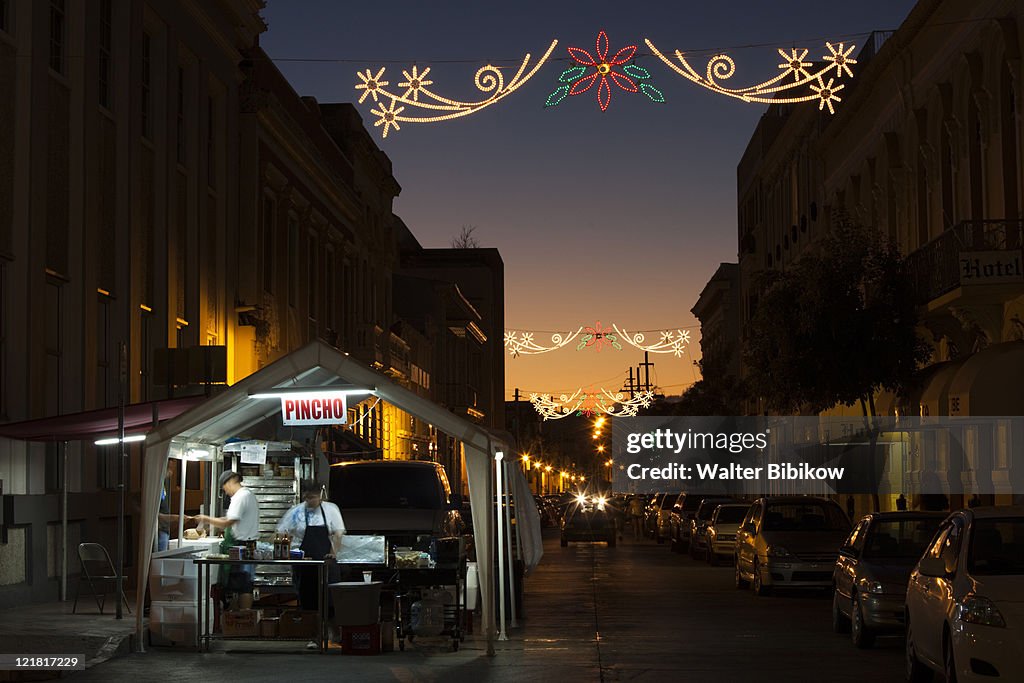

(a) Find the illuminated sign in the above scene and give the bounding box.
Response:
[280,393,349,426]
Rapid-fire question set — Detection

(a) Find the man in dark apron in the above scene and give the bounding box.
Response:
[277,480,346,647]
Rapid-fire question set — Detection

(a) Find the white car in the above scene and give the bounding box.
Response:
[705,503,751,565]
[905,506,1024,682]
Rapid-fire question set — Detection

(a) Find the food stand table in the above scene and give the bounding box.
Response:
[193,558,328,653]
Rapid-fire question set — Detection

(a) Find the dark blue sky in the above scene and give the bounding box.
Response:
[262,0,918,398]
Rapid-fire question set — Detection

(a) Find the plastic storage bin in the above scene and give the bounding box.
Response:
[149,600,199,647]
[149,558,198,602]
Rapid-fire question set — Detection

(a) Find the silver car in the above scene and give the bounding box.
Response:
[831,511,943,648]
[735,496,851,595]
[705,503,752,565]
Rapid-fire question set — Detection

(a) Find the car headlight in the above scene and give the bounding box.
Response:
[765,545,792,558]
[956,595,1006,628]
[857,578,886,595]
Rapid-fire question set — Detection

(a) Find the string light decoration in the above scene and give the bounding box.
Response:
[545,31,665,111]
[612,326,692,357]
[354,36,856,137]
[644,39,856,114]
[353,41,559,138]
[504,328,583,357]
[505,322,695,357]
[529,388,656,420]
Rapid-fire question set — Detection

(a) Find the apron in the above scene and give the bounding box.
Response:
[296,505,334,612]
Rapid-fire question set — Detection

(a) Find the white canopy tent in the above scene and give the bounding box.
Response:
[135,341,505,653]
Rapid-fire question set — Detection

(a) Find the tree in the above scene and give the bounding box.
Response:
[451,225,481,248]
[743,212,930,415]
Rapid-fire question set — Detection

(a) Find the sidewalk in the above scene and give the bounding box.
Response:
[0,595,139,681]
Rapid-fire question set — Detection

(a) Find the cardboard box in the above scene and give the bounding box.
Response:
[222,609,259,637]
[278,610,319,639]
[341,624,381,655]
[329,582,381,627]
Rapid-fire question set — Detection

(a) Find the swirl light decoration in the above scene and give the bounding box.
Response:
[354,41,559,138]
[505,322,694,357]
[504,328,583,358]
[529,389,656,420]
[612,326,692,357]
[644,40,857,114]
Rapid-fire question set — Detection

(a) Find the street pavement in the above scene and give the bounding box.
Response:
[67,530,906,682]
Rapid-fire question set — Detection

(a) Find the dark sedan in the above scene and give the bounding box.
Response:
[561,503,617,547]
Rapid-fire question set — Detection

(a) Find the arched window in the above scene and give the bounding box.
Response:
[1001,62,1020,220]
[968,100,985,220]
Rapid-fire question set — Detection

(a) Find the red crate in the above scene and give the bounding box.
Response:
[341,624,381,655]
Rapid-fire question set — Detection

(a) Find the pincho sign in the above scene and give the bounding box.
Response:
[280,392,349,426]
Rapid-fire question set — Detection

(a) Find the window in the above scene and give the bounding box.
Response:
[325,243,336,332]
[0,0,12,35]
[261,195,275,293]
[1003,64,1020,220]
[98,0,112,108]
[307,230,318,320]
[287,214,298,307]
[176,66,186,164]
[49,0,65,75]
[141,32,152,138]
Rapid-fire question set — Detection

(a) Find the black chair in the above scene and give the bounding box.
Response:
[72,542,131,615]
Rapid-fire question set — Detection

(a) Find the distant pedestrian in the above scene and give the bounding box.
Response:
[896,493,907,511]
[846,495,855,520]
[627,496,645,539]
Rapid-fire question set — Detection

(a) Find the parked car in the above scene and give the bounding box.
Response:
[561,502,617,547]
[705,503,753,565]
[645,493,675,544]
[734,496,851,595]
[669,494,704,553]
[689,497,736,560]
[831,511,944,648]
[905,507,1024,683]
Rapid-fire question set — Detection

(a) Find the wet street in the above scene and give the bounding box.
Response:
[68,529,907,682]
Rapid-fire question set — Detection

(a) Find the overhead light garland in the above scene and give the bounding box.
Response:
[530,389,656,420]
[354,33,856,136]
[504,321,694,357]
[644,39,856,114]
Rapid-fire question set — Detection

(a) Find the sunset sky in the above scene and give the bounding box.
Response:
[261,0,917,402]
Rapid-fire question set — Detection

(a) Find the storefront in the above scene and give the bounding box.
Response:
[134,340,531,654]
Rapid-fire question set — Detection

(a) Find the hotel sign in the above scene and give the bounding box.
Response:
[280,393,349,426]
[959,251,1024,284]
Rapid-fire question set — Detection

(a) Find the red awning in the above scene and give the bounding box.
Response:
[0,396,206,442]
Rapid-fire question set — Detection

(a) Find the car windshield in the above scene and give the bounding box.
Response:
[763,502,849,531]
[714,506,749,524]
[682,496,703,512]
[968,518,1024,576]
[698,500,731,520]
[862,518,942,559]
[658,495,676,509]
[329,465,445,509]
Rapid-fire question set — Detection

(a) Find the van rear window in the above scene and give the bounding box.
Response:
[329,466,445,509]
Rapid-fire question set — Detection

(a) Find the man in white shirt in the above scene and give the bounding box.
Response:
[194,470,261,609]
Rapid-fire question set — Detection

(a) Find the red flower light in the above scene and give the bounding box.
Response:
[566,31,638,111]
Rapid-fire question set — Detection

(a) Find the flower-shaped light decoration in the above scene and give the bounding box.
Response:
[356,67,389,104]
[371,98,405,138]
[810,77,844,114]
[546,31,665,111]
[824,42,857,78]
[577,321,623,352]
[398,66,433,102]
[777,48,812,82]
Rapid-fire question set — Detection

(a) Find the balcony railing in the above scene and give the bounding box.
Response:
[906,220,1024,303]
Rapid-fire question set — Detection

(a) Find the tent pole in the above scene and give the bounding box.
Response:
[178,457,187,549]
[495,450,507,640]
[504,461,518,628]
[61,441,68,602]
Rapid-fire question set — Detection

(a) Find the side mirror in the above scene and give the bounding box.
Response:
[918,556,948,578]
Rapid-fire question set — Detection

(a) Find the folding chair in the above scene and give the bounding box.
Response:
[72,542,131,615]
